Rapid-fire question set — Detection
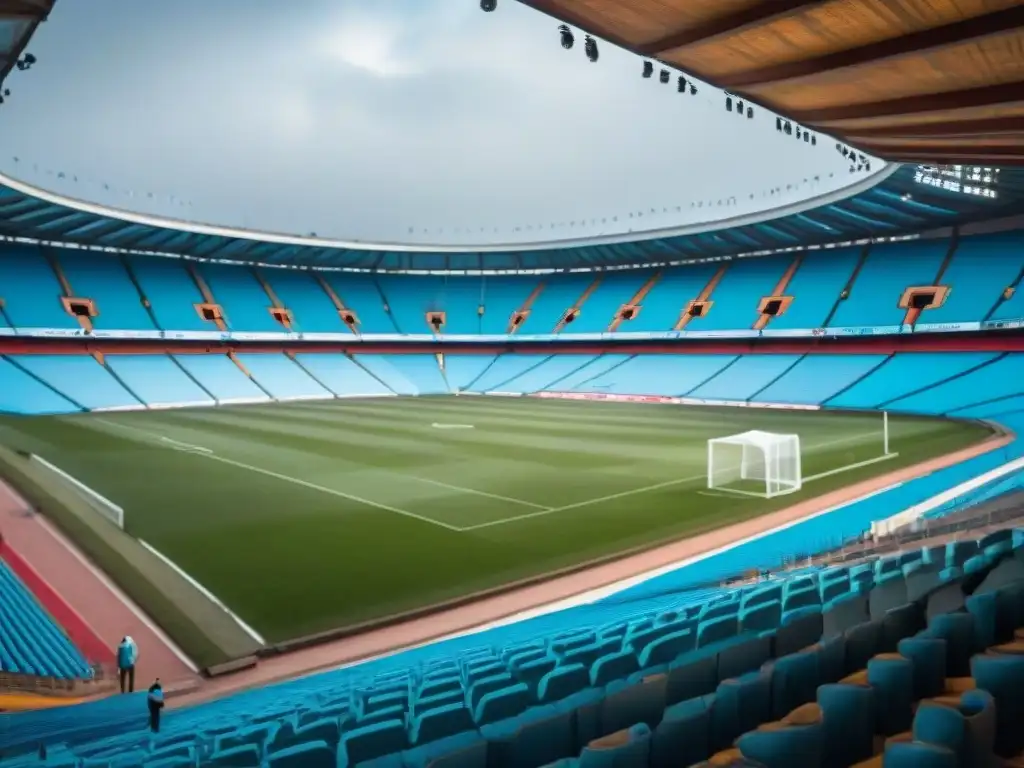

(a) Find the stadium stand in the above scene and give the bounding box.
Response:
[291,354,396,398]
[3,520,1024,766]
[261,270,351,335]
[9,355,140,412]
[230,354,330,401]
[104,355,215,407]
[617,264,718,334]
[3,232,1024,767]
[0,559,93,681]
[444,354,499,392]
[0,357,80,416]
[765,248,862,331]
[58,256,156,332]
[3,351,1024,421]
[125,257,210,333]
[0,235,1023,336]
[686,257,788,332]
[355,354,448,395]
[172,354,270,404]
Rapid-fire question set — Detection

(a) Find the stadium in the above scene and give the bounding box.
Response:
[1,1,1024,767]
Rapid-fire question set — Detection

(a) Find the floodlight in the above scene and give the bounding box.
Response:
[642,61,654,78]
[558,24,574,49]
[584,35,598,62]
[480,0,496,11]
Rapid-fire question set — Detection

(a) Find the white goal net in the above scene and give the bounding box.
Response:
[707,430,802,499]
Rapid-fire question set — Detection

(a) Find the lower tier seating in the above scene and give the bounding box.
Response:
[4,527,1024,768]
[0,559,93,681]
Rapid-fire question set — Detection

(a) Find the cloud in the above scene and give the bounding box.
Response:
[0,0,871,246]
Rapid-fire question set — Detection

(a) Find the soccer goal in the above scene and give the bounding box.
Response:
[707,430,802,498]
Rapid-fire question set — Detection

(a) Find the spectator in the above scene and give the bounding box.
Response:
[147,679,164,733]
[116,636,138,693]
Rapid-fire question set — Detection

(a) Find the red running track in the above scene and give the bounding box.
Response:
[0,480,200,691]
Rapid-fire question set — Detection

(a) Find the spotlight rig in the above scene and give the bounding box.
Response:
[659,69,670,84]
[480,0,496,11]
[558,24,574,50]
[584,35,598,62]
[643,60,654,78]
[15,53,36,71]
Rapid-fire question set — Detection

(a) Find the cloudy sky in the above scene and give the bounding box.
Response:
[0,0,866,245]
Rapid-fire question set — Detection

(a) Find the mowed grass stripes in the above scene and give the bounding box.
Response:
[0,398,989,645]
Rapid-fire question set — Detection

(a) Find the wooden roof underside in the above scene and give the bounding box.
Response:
[518,0,1024,166]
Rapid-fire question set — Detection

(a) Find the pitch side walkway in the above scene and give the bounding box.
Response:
[0,480,200,693]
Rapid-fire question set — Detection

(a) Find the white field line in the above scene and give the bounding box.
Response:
[138,539,266,646]
[460,430,893,532]
[400,473,550,510]
[0,481,200,673]
[803,452,898,482]
[179,451,466,533]
[99,417,544,518]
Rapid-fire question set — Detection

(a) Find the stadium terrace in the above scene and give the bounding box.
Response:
[3,3,1024,768]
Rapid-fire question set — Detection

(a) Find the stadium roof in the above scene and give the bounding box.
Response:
[2,165,1022,272]
[516,0,1024,167]
[0,0,51,87]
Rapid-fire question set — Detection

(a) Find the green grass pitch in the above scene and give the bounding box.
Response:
[0,397,989,657]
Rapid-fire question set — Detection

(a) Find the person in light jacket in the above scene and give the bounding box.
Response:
[116,636,138,693]
[147,679,164,733]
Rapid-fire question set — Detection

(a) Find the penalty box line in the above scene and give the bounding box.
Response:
[94,418,539,532]
[460,430,894,533]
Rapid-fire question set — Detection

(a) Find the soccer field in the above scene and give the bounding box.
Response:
[0,397,989,663]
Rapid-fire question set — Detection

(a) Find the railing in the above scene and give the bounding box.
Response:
[0,665,116,700]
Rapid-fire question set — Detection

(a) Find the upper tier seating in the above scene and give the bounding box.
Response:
[261,270,352,334]
[1,234,1021,335]
[59,255,156,331]
[767,248,861,330]
[829,241,950,328]
[0,247,79,329]
[686,257,789,332]
[0,558,93,680]
[618,264,717,333]
[924,232,1024,325]
[6,525,1024,767]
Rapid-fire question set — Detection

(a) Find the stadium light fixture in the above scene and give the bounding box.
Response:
[689,83,697,95]
[659,69,670,84]
[746,106,753,119]
[777,117,783,132]
[584,35,599,62]
[643,61,654,78]
[558,24,574,50]
[677,75,687,93]
[725,95,733,112]
[480,0,496,11]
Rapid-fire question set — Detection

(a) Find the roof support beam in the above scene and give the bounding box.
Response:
[638,0,829,56]
[884,148,1024,163]
[718,5,1024,90]
[844,115,1024,140]
[793,81,1024,125]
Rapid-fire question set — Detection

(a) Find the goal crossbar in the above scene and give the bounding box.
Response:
[707,430,802,499]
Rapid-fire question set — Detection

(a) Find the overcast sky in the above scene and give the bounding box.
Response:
[0,0,867,245]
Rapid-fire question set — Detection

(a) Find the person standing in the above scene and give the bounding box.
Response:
[147,679,164,733]
[116,636,138,693]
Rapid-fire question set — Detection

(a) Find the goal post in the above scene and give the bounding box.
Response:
[707,430,802,499]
